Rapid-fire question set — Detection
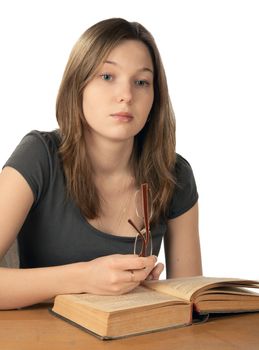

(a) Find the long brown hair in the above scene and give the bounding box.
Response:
[56,18,176,224]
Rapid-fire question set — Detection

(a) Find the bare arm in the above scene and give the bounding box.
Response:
[0,167,79,309]
[164,202,202,278]
[0,167,34,261]
[0,167,157,310]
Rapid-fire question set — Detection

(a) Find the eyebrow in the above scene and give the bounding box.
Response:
[104,60,154,74]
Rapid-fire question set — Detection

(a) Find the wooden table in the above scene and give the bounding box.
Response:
[1,305,259,350]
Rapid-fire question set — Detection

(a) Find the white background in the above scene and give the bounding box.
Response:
[0,0,258,279]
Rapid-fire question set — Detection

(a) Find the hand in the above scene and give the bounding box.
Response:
[79,254,157,295]
[146,262,164,281]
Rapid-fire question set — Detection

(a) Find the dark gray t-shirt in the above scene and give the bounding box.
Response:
[4,130,198,268]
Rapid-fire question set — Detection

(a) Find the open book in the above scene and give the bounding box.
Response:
[51,276,259,339]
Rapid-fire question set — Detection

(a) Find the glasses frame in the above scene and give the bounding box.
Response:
[128,183,152,257]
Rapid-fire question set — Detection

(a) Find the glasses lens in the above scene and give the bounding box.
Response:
[135,188,153,219]
[134,229,153,257]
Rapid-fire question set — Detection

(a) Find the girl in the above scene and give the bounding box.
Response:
[0,18,202,310]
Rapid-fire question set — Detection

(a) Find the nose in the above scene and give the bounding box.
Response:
[116,81,133,104]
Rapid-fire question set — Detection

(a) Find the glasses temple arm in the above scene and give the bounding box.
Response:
[142,184,150,245]
[128,219,146,241]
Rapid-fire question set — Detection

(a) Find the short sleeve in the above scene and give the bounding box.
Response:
[3,131,51,206]
[167,154,198,219]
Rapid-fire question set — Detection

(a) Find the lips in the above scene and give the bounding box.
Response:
[110,112,133,121]
[111,112,133,117]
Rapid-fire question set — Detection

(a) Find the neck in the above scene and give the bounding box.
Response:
[86,133,134,179]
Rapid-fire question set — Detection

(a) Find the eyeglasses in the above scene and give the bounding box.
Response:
[128,183,153,257]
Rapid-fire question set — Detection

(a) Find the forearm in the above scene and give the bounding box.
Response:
[0,254,158,310]
[165,203,202,279]
[0,263,84,310]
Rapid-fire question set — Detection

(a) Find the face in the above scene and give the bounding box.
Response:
[82,40,154,142]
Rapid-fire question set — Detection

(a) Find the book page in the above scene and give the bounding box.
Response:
[61,286,188,313]
[143,276,259,302]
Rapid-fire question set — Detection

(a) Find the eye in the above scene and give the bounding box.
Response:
[135,80,150,87]
[100,73,113,81]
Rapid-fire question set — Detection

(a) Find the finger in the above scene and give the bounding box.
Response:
[147,263,164,280]
[129,270,135,283]
[121,269,143,284]
[126,263,155,283]
[128,256,157,272]
[109,270,140,295]
[110,254,157,271]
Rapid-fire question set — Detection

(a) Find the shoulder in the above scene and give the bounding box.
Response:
[174,153,196,185]
[167,153,198,219]
[18,129,60,151]
[3,130,61,205]
[7,129,61,166]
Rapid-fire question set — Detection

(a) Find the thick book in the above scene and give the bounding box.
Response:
[51,276,259,339]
